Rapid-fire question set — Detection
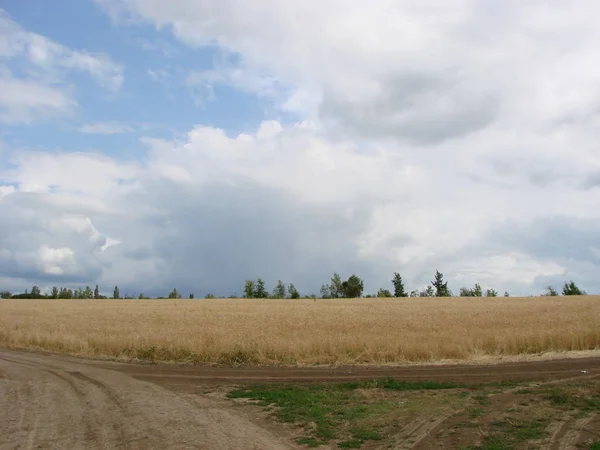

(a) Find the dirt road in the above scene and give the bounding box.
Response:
[0,350,304,450]
[1,349,599,449]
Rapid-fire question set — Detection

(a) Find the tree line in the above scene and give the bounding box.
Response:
[0,270,588,300]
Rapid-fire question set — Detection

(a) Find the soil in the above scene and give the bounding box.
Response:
[1,349,599,449]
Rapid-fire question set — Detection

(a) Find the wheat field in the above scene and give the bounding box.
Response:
[1,296,599,366]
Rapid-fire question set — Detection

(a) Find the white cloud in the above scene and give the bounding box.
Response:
[37,244,75,275]
[2,119,600,295]
[0,9,124,125]
[0,69,76,124]
[78,122,134,134]
[0,10,124,91]
[2,1,600,295]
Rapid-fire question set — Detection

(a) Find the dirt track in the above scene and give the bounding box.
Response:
[1,349,599,449]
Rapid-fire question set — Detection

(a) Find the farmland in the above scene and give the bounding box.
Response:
[1,296,599,366]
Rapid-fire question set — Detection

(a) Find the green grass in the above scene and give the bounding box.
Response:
[466,417,549,450]
[227,378,466,447]
[229,379,600,448]
[543,387,600,412]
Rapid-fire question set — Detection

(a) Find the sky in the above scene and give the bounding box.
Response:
[1,1,599,298]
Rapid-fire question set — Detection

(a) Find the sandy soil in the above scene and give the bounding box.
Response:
[0,350,306,450]
[1,349,599,449]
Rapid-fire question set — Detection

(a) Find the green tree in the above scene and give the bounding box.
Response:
[94,285,100,299]
[254,278,269,298]
[377,288,393,298]
[329,273,345,298]
[392,272,407,297]
[320,284,331,299]
[113,285,120,299]
[168,288,181,299]
[431,270,451,297]
[272,280,286,299]
[473,283,482,297]
[420,286,435,297]
[59,287,73,299]
[543,286,559,296]
[30,286,41,298]
[50,286,59,299]
[244,280,256,298]
[288,283,300,299]
[504,291,510,297]
[205,293,216,299]
[562,280,586,296]
[83,286,93,299]
[342,274,364,298]
[189,293,194,299]
[485,288,498,297]
[459,287,473,297]
[0,291,12,299]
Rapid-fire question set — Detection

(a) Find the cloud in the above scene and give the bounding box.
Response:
[78,122,134,134]
[0,69,76,124]
[2,2,600,296]
[0,9,124,125]
[92,1,600,141]
[0,10,124,91]
[2,119,600,296]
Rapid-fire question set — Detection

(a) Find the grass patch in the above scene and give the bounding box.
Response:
[228,378,467,447]
[542,386,600,412]
[589,441,600,450]
[466,416,549,449]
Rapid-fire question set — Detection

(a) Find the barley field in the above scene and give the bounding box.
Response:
[1,296,599,366]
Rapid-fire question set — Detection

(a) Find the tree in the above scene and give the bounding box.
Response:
[205,293,216,299]
[459,287,474,297]
[244,280,256,299]
[0,291,12,299]
[392,272,407,297]
[288,283,300,299]
[94,285,100,299]
[420,286,435,297]
[168,288,182,299]
[50,286,59,299]
[320,284,332,299]
[272,280,286,299]
[473,283,482,297]
[431,270,451,297]
[543,286,559,297]
[83,286,93,299]
[328,273,345,299]
[504,291,510,297]
[377,288,393,298]
[562,280,586,296]
[342,274,364,298]
[189,293,194,299]
[485,288,498,297]
[254,278,269,298]
[30,286,41,298]
[58,287,72,299]
[113,285,120,299]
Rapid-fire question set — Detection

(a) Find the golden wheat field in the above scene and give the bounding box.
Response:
[1,296,599,366]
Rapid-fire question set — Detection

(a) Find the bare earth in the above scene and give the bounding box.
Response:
[1,349,599,449]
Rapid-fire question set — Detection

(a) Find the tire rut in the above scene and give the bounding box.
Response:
[557,414,596,450]
[0,350,302,450]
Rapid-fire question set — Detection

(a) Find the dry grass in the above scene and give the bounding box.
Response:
[1,296,599,366]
